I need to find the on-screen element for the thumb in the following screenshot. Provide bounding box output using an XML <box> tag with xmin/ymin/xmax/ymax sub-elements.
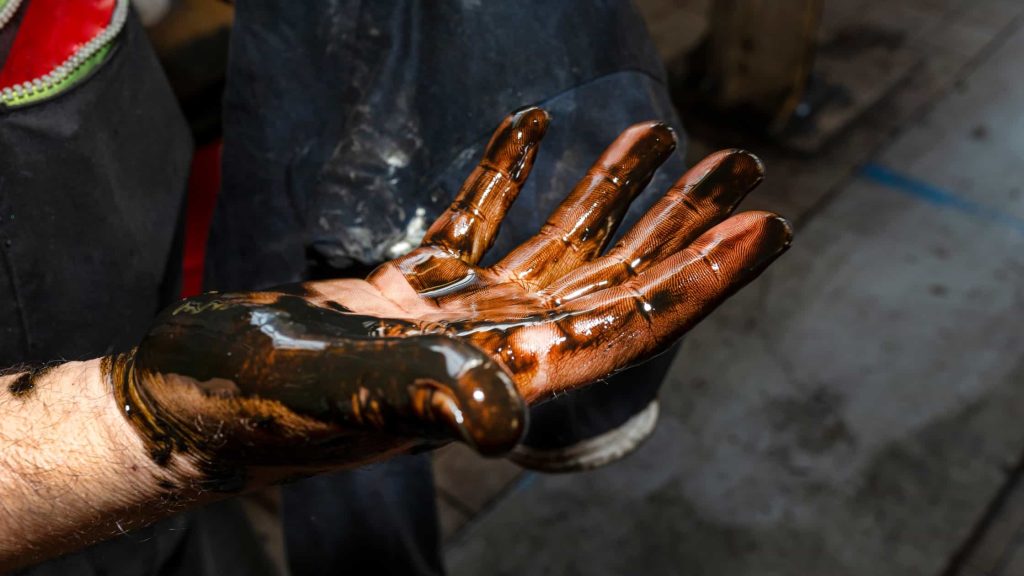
<box><xmin>132</xmin><ymin>294</ymin><xmax>528</xmax><ymax>460</ymax></box>
<box><xmin>400</xmin><ymin>336</ymin><xmax>528</xmax><ymax>456</ymax></box>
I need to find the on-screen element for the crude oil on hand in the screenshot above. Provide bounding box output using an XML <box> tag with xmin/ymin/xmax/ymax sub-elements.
<box><xmin>107</xmin><ymin>106</ymin><xmax>791</xmax><ymax>491</ymax></box>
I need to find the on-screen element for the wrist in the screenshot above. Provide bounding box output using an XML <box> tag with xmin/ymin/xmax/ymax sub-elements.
<box><xmin>0</xmin><ymin>359</ymin><xmax>197</xmax><ymax>569</ymax></box>
<box><xmin>100</xmin><ymin>354</ymin><xmax>203</xmax><ymax>489</ymax></box>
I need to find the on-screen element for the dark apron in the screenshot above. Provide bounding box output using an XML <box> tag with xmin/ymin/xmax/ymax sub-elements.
<box><xmin>0</xmin><ymin>9</ymin><xmax>276</xmax><ymax>576</ymax></box>
<box><xmin>211</xmin><ymin>2</ymin><xmax>686</xmax><ymax>575</ymax></box>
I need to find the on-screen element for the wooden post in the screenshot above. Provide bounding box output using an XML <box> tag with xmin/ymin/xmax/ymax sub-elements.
<box><xmin>706</xmin><ymin>0</ymin><xmax>823</xmax><ymax>128</ymax></box>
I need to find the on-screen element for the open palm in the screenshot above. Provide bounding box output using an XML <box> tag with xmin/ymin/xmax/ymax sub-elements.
<box><xmin>135</xmin><ymin>107</ymin><xmax>790</xmax><ymax>466</ymax></box>
<box><xmin>297</xmin><ymin>107</ymin><xmax>791</xmax><ymax>448</ymax></box>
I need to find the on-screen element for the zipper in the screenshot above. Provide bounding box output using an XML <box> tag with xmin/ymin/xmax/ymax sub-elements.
<box><xmin>0</xmin><ymin>0</ymin><xmax>128</xmax><ymax>108</ymax></box>
<box><xmin>0</xmin><ymin>0</ymin><xmax>25</xmax><ymax>31</ymax></box>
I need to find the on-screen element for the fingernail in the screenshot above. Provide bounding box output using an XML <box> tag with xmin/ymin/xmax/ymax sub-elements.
<box><xmin>753</xmin><ymin>214</ymin><xmax>794</xmax><ymax>269</ymax></box>
<box><xmin>510</xmin><ymin>105</ymin><xmax>551</xmax><ymax>133</ymax></box>
<box><xmin>600</xmin><ymin>122</ymin><xmax>678</xmax><ymax>185</ymax></box>
<box><xmin>422</xmin><ymin>364</ymin><xmax>526</xmax><ymax>456</ymax></box>
<box><xmin>629</xmin><ymin>121</ymin><xmax>678</xmax><ymax>162</ymax></box>
<box><xmin>427</xmin><ymin>387</ymin><xmax>475</xmax><ymax>445</ymax></box>
<box><xmin>690</xmin><ymin>150</ymin><xmax>765</xmax><ymax>209</ymax></box>
<box><xmin>488</xmin><ymin>107</ymin><xmax>551</xmax><ymax>183</ymax></box>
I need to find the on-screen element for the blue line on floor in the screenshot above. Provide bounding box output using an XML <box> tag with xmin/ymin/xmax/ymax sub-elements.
<box><xmin>514</xmin><ymin>472</ymin><xmax>537</xmax><ymax>492</ymax></box>
<box><xmin>860</xmin><ymin>162</ymin><xmax>1024</xmax><ymax>236</ymax></box>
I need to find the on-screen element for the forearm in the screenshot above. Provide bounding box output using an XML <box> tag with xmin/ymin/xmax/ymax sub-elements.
<box><xmin>0</xmin><ymin>313</ymin><xmax>457</xmax><ymax>572</ymax></box>
<box><xmin>0</xmin><ymin>283</ymin><xmax>518</xmax><ymax>572</ymax></box>
<box><xmin>0</xmin><ymin>359</ymin><xmax>203</xmax><ymax>572</ymax></box>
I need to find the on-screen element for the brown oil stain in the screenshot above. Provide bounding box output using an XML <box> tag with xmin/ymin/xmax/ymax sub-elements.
<box><xmin>5</xmin><ymin>365</ymin><xmax>53</xmax><ymax>398</ymax></box>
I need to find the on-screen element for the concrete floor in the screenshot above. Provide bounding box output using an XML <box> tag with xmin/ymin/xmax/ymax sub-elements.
<box><xmin>435</xmin><ymin>1</ymin><xmax>1024</xmax><ymax>575</ymax></box>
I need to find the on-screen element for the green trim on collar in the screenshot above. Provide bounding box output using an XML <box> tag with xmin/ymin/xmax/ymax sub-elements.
<box><xmin>2</xmin><ymin>43</ymin><xmax>112</xmax><ymax>107</ymax></box>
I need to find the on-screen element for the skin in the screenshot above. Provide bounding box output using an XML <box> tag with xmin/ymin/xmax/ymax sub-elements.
<box><xmin>0</xmin><ymin>106</ymin><xmax>791</xmax><ymax>570</ymax></box>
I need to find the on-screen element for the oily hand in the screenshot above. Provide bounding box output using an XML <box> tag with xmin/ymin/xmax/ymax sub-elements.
<box><xmin>114</xmin><ymin>107</ymin><xmax>791</xmax><ymax>486</ymax></box>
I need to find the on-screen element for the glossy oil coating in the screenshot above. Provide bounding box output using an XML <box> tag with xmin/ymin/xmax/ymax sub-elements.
<box><xmin>110</xmin><ymin>107</ymin><xmax>792</xmax><ymax>488</ymax></box>
<box><xmin>108</xmin><ymin>293</ymin><xmax>525</xmax><ymax>488</ymax></box>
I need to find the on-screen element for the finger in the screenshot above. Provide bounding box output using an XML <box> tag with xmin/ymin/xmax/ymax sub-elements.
<box><xmin>544</xmin><ymin>149</ymin><xmax>764</xmax><ymax>304</ymax></box>
<box><xmin>366</xmin><ymin>245</ymin><xmax>481</xmax><ymax>302</ymax></box>
<box><xmin>421</xmin><ymin>106</ymin><xmax>550</xmax><ymax>264</ymax></box>
<box><xmin>555</xmin><ymin>211</ymin><xmax>791</xmax><ymax>390</ymax></box>
<box><xmin>468</xmin><ymin>212</ymin><xmax>791</xmax><ymax>401</ymax></box>
<box><xmin>493</xmin><ymin>121</ymin><xmax>677</xmax><ymax>288</ymax></box>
